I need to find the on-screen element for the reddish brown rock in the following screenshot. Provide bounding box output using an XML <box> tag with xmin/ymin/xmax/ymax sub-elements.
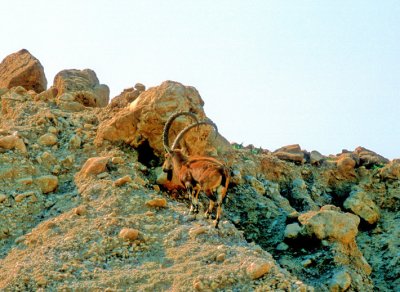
<box><xmin>78</xmin><ymin>157</ymin><xmax>109</xmax><ymax>177</ymax></box>
<box><xmin>0</xmin><ymin>49</ymin><xmax>47</xmax><ymax>92</ymax></box>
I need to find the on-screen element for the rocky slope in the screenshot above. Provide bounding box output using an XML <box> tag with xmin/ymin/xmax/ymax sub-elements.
<box><xmin>0</xmin><ymin>50</ymin><xmax>399</xmax><ymax>291</ymax></box>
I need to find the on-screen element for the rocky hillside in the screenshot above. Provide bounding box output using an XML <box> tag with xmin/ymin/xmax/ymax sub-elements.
<box><xmin>0</xmin><ymin>49</ymin><xmax>399</xmax><ymax>291</ymax></box>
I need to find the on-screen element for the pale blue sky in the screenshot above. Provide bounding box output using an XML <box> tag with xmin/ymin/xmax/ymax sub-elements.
<box><xmin>1</xmin><ymin>1</ymin><xmax>399</xmax><ymax>159</ymax></box>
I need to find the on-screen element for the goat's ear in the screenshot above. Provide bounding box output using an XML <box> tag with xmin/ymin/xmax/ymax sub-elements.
<box><xmin>167</xmin><ymin>169</ymin><xmax>173</xmax><ymax>181</ymax></box>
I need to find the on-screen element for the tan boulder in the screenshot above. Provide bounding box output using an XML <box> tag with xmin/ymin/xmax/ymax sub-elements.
<box><xmin>298</xmin><ymin>205</ymin><xmax>360</xmax><ymax>244</ymax></box>
<box><xmin>0</xmin><ymin>49</ymin><xmax>47</xmax><ymax>92</ymax></box>
<box><xmin>379</xmin><ymin>159</ymin><xmax>400</xmax><ymax>180</ymax></box>
<box><xmin>354</xmin><ymin>146</ymin><xmax>389</xmax><ymax>167</ymax></box>
<box><xmin>53</xmin><ymin>69</ymin><xmax>109</xmax><ymax>107</ymax></box>
<box><xmin>273</xmin><ymin>144</ymin><xmax>305</xmax><ymax>164</ymax></box>
<box><xmin>97</xmin><ymin>80</ymin><xmax>230</xmax><ymax>156</ymax></box>
<box><xmin>0</xmin><ymin>134</ymin><xmax>27</xmax><ymax>154</ymax></box>
<box><xmin>343</xmin><ymin>189</ymin><xmax>380</xmax><ymax>224</ymax></box>
<box><xmin>336</xmin><ymin>154</ymin><xmax>356</xmax><ymax>178</ymax></box>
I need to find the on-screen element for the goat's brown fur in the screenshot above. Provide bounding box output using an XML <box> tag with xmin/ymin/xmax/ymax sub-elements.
<box><xmin>162</xmin><ymin>115</ymin><xmax>230</xmax><ymax>228</ymax></box>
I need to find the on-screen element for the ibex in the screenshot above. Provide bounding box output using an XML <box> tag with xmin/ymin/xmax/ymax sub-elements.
<box><xmin>162</xmin><ymin>112</ymin><xmax>230</xmax><ymax>228</ymax></box>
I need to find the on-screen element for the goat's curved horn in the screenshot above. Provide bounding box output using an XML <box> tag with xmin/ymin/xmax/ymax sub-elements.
<box><xmin>171</xmin><ymin>119</ymin><xmax>218</xmax><ymax>150</ymax></box>
<box><xmin>163</xmin><ymin>111</ymin><xmax>199</xmax><ymax>152</ymax></box>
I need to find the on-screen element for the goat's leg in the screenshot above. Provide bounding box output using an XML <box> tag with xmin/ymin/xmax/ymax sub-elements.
<box><xmin>185</xmin><ymin>184</ymin><xmax>196</xmax><ymax>214</ymax></box>
<box><xmin>192</xmin><ymin>184</ymin><xmax>201</xmax><ymax>214</ymax></box>
<box><xmin>213</xmin><ymin>186</ymin><xmax>225</xmax><ymax>229</ymax></box>
<box><xmin>204</xmin><ymin>199</ymin><xmax>215</xmax><ymax>219</ymax></box>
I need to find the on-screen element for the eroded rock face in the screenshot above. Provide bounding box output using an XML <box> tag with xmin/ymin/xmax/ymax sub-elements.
<box><xmin>0</xmin><ymin>49</ymin><xmax>47</xmax><ymax>93</ymax></box>
<box><xmin>97</xmin><ymin>80</ymin><xmax>230</xmax><ymax>156</ymax></box>
<box><xmin>54</xmin><ymin>69</ymin><xmax>109</xmax><ymax>108</ymax></box>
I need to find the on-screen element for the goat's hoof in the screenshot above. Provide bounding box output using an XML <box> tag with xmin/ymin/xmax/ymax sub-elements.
<box><xmin>213</xmin><ymin>220</ymin><xmax>220</xmax><ymax>229</ymax></box>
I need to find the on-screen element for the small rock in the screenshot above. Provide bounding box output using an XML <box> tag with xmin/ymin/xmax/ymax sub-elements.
<box><xmin>48</xmin><ymin>126</ymin><xmax>58</xmax><ymax>134</ymax></box>
<box><xmin>58</xmin><ymin>101</ymin><xmax>86</xmax><ymax>112</ymax></box>
<box><xmin>145</xmin><ymin>198</ymin><xmax>167</xmax><ymax>208</ymax></box>
<box><xmin>329</xmin><ymin>270</ymin><xmax>352</xmax><ymax>292</ymax></box>
<box><xmin>75</xmin><ymin>205</ymin><xmax>87</xmax><ymax>216</ymax></box>
<box><xmin>97</xmin><ymin>172</ymin><xmax>109</xmax><ymax>179</ymax></box>
<box><xmin>276</xmin><ymin>242</ymin><xmax>289</xmax><ymax>251</ymax></box>
<box><xmin>35</xmin><ymin>175</ymin><xmax>58</xmax><ymax>194</ymax></box>
<box><xmin>134</xmin><ymin>83</ymin><xmax>146</xmax><ymax>91</ymax></box>
<box><xmin>111</xmin><ymin>157</ymin><xmax>124</xmax><ymax>164</ymax></box>
<box><xmin>119</xmin><ymin>228</ymin><xmax>139</xmax><ymax>241</ymax></box>
<box><xmin>284</xmin><ymin>223</ymin><xmax>302</xmax><ymax>239</ymax></box>
<box><xmin>310</xmin><ymin>150</ymin><xmax>325</xmax><ymax>165</ymax></box>
<box><xmin>189</xmin><ymin>226</ymin><xmax>208</xmax><ymax>238</ymax></box>
<box><xmin>301</xmin><ymin>259</ymin><xmax>313</xmax><ymax>267</ymax></box>
<box><xmin>79</xmin><ymin>157</ymin><xmax>109</xmax><ymax>177</ymax></box>
<box><xmin>113</xmin><ymin>175</ymin><xmax>132</xmax><ymax>187</ymax></box>
<box><xmin>38</xmin><ymin>133</ymin><xmax>58</xmax><ymax>146</ymax></box>
<box><xmin>216</xmin><ymin>253</ymin><xmax>226</xmax><ymax>262</ymax></box>
<box><xmin>0</xmin><ymin>194</ymin><xmax>7</xmax><ymax>203</ymax></box>
<box><xmin>69</xmin><ymin>134</ymin><xmax>81</xmax><ymax>149</ymax></box>
<box><xmin>246</xmin><ymin>261</ymin><xmax>273</xmax><ymax>280</ymax></box>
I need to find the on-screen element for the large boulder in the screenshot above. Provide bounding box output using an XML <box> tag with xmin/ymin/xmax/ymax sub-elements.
<box><xmin>0</xmin><ymin>49</ymin><xmax>47</xmax><ymax>93</ymax></box>
<box><xmin>96</xmin><ymin>80</ymin><xmax>230</xmax><ymax>156</ymax></box>
<box><xmin>273</xmin><ymin>144</ymin><xmax>305</xmax><ymax>164</ymax></box>
<box><xmin>354</xmin><ymin>146</ymin><xmax>389</xmax><ymax>167</ymax></box>
<box><xmin>53</xmin><ymin>69</ymin><xmax>109</xmax><ymax>108</ymax></box>
<box><xmin>343</xmin><ymin>188</ymin><xmax>380</xmax><ymax>225</ymax></box>
<box><xmin>298</xmin><ymin>205</ymin><xmax>360</xmax><ymax>244</ymax></box>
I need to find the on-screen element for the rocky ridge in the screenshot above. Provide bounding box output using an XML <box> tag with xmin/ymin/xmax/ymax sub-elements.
<box><xmin>0</xmin><ymin>50</ymin><xmax>399</xmax><ymax>291</ymax></box>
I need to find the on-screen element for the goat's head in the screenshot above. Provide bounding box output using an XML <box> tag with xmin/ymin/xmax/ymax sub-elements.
<box><xmin>162</xmin><ymin>111</ymin><xmax>199</xmax><ymax>180</ymax></box>
<box><xmin>162</xmin><ymin>119</ymin><xmax>218</xmax><ymax>177</ymax></box>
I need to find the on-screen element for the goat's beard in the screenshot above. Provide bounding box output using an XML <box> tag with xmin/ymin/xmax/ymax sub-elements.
<box><xmin>166</xmin><ymin>169</ymin><xmax>173</xmax><ymax>181</ymax></box>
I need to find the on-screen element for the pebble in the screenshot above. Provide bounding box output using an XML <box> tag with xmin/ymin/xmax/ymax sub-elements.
<box><xmin>69</xmin><ymin>134</ymin><xmax>81</xmax><ymax>149</ymax></box>
<box><xmin>38</xmin><ymin>133</ymin><xmax>58</xmax><ymax>146</ymax></box>
<box><xmin>35</xmin><ymin>175</ymin><xmax>59</xmax><ymax>194</ymax></box>
<box><xmin>284</xmin><ymin>223</ymin><xmax>302</xmax><ymax>239</ymax></box>
<box><xmin>216</xmin><ymin>253</ymin><xmax>226</xmax><ymax>262</ymax></box>
<box><xmin>0</xmin><ymin>194</ymin><xmax>7</xmax><ymax>203</ymax></box>
<box><xmin>111</xmin><ymin>157</ymin><xmax>124</xmax><ymax>164</ymax></box>
<box><xmin>189</xmin><ymin>226</ymin><xmax>208</xmax><ymax>238</ymax></box>
<box><xmin>301</xmin><ymin>259</ymin><xmax>313</xmax><ymax>267</ymax></box>
<box><xmin>276</xmin><ymin>242</ymin><xmax>289</xmax><ymax>251</ymax></box>
<box><xmin>75</xmin><ymin>205</ymin><xmax>87</xmax><ymax>216</ymax></box>
<box><xmin>145</xmin><ymin>198</ymin><xmax>167</xmax><ymax>208</ymax></box>
<box><xmin>119</xmin><ymin>228</ymin><xmax>139</xmax><ymax>241</ymax></box>
<box><xmin>246</xmin><ymin>261</ymin><xmax>273</xmax><ymax>280</ymax></box>
<box><xmin>113</xmin><ymin>175</ymin><xmax>132</xmax><ymax>187</ymax></box>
